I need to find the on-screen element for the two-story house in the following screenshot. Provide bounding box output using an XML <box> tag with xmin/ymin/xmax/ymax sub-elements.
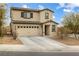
<box><xmin>10</xmin><ymin>7</ymin><xmax>58</xmax><ymax>38</ymax></box>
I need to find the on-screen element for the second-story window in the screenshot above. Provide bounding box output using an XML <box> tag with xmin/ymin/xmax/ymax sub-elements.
<box><xmin>21</xmin><ymin>12</ymin><xmax>33</xmax><ymax>19</ymax></box>
<box><xmin>45</xmin><ymin>12</ymin><xmax>49</xmax><ymax>19</ymax></box>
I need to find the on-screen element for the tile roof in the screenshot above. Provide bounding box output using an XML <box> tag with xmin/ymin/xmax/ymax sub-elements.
<box><xmin>11</xmin><ymin>20</ymin><xmax>58</xmax><ymax>24</ymax></box>
<box><xmin>11</xmin><ymin>20</ymin><xmax>41</xmax><ymax>24</ymax></box>
<box><xmin>11</xmin><ymin>7</ymin><xmax>54</xmax><ymax>12</ymax></box>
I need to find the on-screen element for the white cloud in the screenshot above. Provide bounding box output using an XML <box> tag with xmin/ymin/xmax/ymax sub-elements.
<box><xmin>22</xmin><ymin>4</ymin><xmax>29</xmax><ymax>8</ymax></box>
<box><xmin>58</xmin><ymin>3</ymin><xmax>79</xmax><ymax>9</ymax></box>
<box><xmin>58</xmin><ymin>3</ymin><xmax>72</xmax><ymax>9</ymax></box>
<box><xmin>38</xmin><ymin>5</ymin><xmax>44</xmax><ymax>10</ymax></box>
<box><xmin>58</xmin><ymin>3</ymin><xmax>66</xmax><ymax>8</ymax></box>
<box><xmin>59</xmin><ymin>3</ymin><xmax>65</xmax><ymax>7</ymax></box>
<box><xmin>57</xmin><ymin>3</ymin><xmax>77</xmax><ymax>12</ymax></box>
<box><xmin>73</xmin><ymin>3</ymin><xmax>79</xmax><ymax>7</ymax></box>
<box><xmin>53</xmin><ymin>16</ymin><xmax>55</xmax><ymax>19</ymax></box>
<box><xmin>57</xmin><ymin>3</ymin><xmax>65</xmax><ymax>9</ymax></box>
<box><xmin>63</xmin><ymin>9</ymin><xmax>72</xmax><ymax>12</ymax></box>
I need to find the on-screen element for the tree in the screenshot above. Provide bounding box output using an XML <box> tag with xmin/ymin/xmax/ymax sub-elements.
<box><xmin>62</xmin><ymin>13</ymin><xmax>79</xmax><ymax>39</ymax></box>
<box><xmin>0</xmin><ymin>4</ymin><xmax>6</xmax><ymax>37</ymax></box>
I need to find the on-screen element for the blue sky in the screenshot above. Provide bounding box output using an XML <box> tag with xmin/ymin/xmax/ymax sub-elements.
<box><xmin>6</xmin><ymin>3</ymin><xmax>79</xmax><ymax>25</ymax></box>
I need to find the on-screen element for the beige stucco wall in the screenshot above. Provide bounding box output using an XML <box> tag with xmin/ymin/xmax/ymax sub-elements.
<box><xmin>49</xmin><ymin>23</ymin><xmax>57</xmax><ymax>37</ymax></box>
<box><xmin>11</xmin><ymin>10</ymin><xmax>40</xmax><ymax>22</ymax></box>
<box><xmin>40</xmin><ymin>10</ymin><xmax>53</xmax><ymax>23</ymax></box>
<box><xmin>11</xmin><ymin>10</ymin><xmax>53</xmax><ymax>22</ymax></box>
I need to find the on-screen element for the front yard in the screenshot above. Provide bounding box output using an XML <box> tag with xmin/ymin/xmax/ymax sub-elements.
<box><xmin>1</xmin><ymin>34</ymin><xmax>79</xmax><ymax>45</ymax></box>
<box><xmin>50</xmin><ymin>35</ymin><xmax>79</xmax><ymax>45</ymax></box>
<box><xmin>0</xmin><ymin>36</ymin><xmax>22</xmax><ymax>44</ymax></box>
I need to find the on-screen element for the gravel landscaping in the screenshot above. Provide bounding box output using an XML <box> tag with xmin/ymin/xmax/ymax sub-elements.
<box><xmin>0</xmin><ymin>36</ymin><xmax>22</xmax><ymax>44</ymax></box>
<box><xmin>50</xmin><ymin>35</ymin><xmax>79</xmax><ymax>45</ymax></box>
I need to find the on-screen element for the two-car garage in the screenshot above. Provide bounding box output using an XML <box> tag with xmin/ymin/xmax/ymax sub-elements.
<box><xmin>15</xmin><ymin>24</ymin><xmax>42</xmax><ymax>36</ymax></box>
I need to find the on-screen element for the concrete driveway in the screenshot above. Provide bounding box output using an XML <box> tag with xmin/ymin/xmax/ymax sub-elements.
<box><xmin>0</xmin><ymin>36</ymin><xmax>79</xmax><ymax>52</ymax></box>
<box><xmin>18</xmin><ymin>36</ymin><xmax>68</xmax><ymax>51</ymax></box>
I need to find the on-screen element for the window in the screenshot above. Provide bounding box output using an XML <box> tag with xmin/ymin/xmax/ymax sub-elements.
<box><xmin>52</xmin><ymin>25</ymin><xmax>55</xmax><ymax>32</ymax></box>
<box><xmin>21</xmin><ymin>12</ymin><xmax>33</xmax><ymax>19</ymax></box>
<box><xmin>32</xmin><ymin>26</ymin><xmax>33</xmax><ymax>28</ymax></box>
<box><xmin>29</xmin><ymin>26</ymin><xmax>31</xmax><ymax>28</ymax></box>
<box><xmin>45</xmin><ymin>12</ymin><xmax>49</xmax><ymax>19</ymax></box>
<box><xmin>37</xmin><ymin>26</ymin><xmax>39</xmax><ymax>28</ymax></box>
<box><xmin>34</xmin><ymin>26</ymin><xmax>36</xmax><ymax>28</ymax></box>
<box><xmin>21</xmin><ymin>12</ymin><xmax>24</xmax><ymax>17</ymax></box>
<box><xmin>21</xmin><ymin>26</ymin><xmax>22</xmax><ymax>28</ymax></box>
<box><xmin>18</xmin><ymin>26</ymin><xmax>20</xmax><ymax>28</ymax></box>
<box><xmin>26</xmin><ymin>26</ymin><xmax>28</xmax><ymax>28</ymax></box>
<box><xmin>30</xmin><ymin>13</ymin><xmax>33</xmax><ymax>18</ymax></box>
<box><xmin>26</xmin><ymin>13</ymin><xmax>30</xmax><ymax>18</ymax></box>
<box><xmin>24</xmin><ymin>26</ymin><xmax>25</xmax><ymax>28</ymax></box>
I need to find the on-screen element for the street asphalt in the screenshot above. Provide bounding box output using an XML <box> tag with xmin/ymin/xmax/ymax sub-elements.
<box><xmin>0</xmin><ymin>51</ymin><xmax>79</xmax><ymax>56</ymax></box>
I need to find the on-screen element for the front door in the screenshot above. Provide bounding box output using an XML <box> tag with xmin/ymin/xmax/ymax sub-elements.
<box><xmin>45</xmin><ymin>25</ymin><xmax>49</xmax><ymax>35</ymax></box>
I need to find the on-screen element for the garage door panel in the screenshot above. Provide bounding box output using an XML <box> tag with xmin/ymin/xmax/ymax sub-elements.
<box><xmin>16</xmin><ymin>28</ymin><xmax>40</xmax><ymax>36</ymax></box>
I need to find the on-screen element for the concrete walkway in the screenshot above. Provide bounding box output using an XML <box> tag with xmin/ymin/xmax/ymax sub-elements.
<box><xmin>0</xmin><ymin>36</ymin><xmax>79</xmax><ymax>52</ymax></box>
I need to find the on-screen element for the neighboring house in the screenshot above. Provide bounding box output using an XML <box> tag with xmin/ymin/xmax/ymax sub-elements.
<box><xmin>10</xmin><ymin>7</ymin><xmax>58</xmax><ymax>38</ymax></box>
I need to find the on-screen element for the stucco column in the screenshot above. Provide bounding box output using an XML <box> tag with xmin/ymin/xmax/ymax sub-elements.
<box><xmin>49</xmin><ymin>23</ymin><xmax>52</xmax><ymax>37</ymax></box>
<box><xmin>42</xmin><ymin>24</ymin><xmax>45</xmax><ymax>36</ymax></box>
